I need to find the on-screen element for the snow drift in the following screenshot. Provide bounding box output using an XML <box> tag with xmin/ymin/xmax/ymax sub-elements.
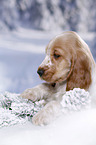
<box><xmin>0</xmin><ymin>88</ymin><xmax>96</xmax><ymax>145</ymax></box>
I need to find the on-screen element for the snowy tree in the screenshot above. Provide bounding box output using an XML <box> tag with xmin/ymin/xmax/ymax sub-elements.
<box><xmin>0</xmin><ymin>0</ymin><xmax>96</xmax><ymax>32</ymax></box>
<box><xmin>59</xmin><ymin>0</ymin><xmax>79</xmax><ymax>31</ymax></box>
<box><xmin>0</xmin><ymin>0</ymin><xmax>19</xmax><ymax>31</ymax></box>
<box><xmin>76</xmin><ymin>0</ymin><xmax>96</xmax><ymax>32</ymax></box>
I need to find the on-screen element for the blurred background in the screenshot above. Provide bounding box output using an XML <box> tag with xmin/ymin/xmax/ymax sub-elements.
<box><xmin>0</xmin><ymin>0</ymin><xmax>96</xmax><ymax>93</ymax></box>
<box><xmin>0</xmin><ymin>0</ymin><xmax>96</xmax><ymax>32</ymax></box>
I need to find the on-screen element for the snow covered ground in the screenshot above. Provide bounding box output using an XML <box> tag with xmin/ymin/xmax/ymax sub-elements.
<box><xmin>0</xmin><ymin>28</ymin><xmax>96</xmax><ymax>145</ymax></box>
<box><xmin>0</xmin><ymin>108</ymin><xmax>96</xmax><ymax>145</ymax></box>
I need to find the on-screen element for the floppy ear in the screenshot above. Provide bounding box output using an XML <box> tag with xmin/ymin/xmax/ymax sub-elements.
<box><xmin>66</xmin><ymin>49</ymin><xmax>92</xmax><ymax>91</ymax></box>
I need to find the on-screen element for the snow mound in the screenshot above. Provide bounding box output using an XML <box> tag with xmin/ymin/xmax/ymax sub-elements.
<box><xmin>0</xmin><ymin>88</ymin><xmax>91</xmax><ymax>128</ymax></box>
<box><xmin>61</xmin><ymin>88</ymin><xmax>91</xmax><ymax>112</ymax></box>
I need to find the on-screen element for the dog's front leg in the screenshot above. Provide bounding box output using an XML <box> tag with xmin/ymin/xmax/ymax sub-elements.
<box><xmin>20</xmin><ymin>83</ymin><xmax>52</xmax><ymax>102</ymax></box>
<box><xmin>32</xmin><ymin>100</ymin><xmax>61</xmax><ymax>125</ymax></box>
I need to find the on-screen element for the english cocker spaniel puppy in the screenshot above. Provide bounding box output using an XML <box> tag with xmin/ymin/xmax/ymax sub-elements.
<box><xmin>21</xmin><ymin>31</ymin><xmax>96</xmax><ymax>125</ymax></box>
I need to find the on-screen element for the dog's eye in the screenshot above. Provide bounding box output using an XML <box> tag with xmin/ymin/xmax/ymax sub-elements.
<box><xmin>54</xmin><ymin>54</ymin><xmax>60</xmax><ymax>59</ymax></box>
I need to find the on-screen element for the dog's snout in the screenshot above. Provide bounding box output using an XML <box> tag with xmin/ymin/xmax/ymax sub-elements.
<box><xmin>37</xmin><ymin>69</ymin><xmax>44</xmax><ymax>77</ymax></box>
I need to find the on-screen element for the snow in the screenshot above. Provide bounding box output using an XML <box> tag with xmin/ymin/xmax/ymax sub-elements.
<box><xmin>0</xmin><ymin>28</ymin><xmax>96</xmax><ymax>145</ymax></box>
<box><xmin>0</xmin><ymin>108</ymin><xmax>96</xmax><ymax>145</ymax></box>
<box><xmin>0</xmin><ymin>91</ymin><xmax>46</xmax><ymax>128</ymax></box>
<box><xmin>0</xmin><ymin>88</ymin><xmax>91</xmax><ymax>128</ymax></box>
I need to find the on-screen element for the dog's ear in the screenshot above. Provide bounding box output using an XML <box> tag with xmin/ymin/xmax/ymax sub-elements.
<box><xmin>66</xmin><ymin>49</ymin><xmax>92</xmax><ymax>91</ymax></box>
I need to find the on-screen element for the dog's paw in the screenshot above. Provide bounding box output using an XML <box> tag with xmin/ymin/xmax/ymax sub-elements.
<box><xmin>20</xmin><ymin>88</ymin><xmax>38</xmax><ymax>102</ymax></box>
<box><xmin>32</xmin><ymin>101</ymin><xmax>61</xmax><ymax>125</ymax></box>
<box><xmin>32</xmin><ymin>109</ymin><xmax>50</xmax><ymax>125</ymax></box>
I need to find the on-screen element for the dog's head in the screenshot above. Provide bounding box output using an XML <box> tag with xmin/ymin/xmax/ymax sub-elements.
<box><xmin>37</xmin><ymin>31</ymin><xmax>93</xmax><ymax>90</ymax></box>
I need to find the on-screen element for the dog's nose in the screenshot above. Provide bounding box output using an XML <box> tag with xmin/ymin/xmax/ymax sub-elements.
<box><xmin>37</xmin><ymin>69</ymin><xmax>44</xmax><ymax>77</ymax></box>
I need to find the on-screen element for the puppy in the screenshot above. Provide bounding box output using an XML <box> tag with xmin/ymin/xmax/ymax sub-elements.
<box><xmin>21</xmin><ymin>31</ymin><xmax>96</xmax><ymax>125</ymax></box>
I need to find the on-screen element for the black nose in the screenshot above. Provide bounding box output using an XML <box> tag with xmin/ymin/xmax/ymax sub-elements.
<box><xmin>37</xmin><ymin>69</ymin><xmax>44</xmax><ymax>77</ymax></box>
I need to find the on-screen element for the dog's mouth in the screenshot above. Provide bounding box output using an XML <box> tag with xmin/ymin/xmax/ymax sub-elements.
<box><xmin>37</xmin><ymin>66</ymin><xmax>70</xmax><ymax>84</ymax></box>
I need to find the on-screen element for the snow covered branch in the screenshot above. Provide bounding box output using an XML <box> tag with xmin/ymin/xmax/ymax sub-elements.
<box><xmin>0</xmin><ymin>88</ymin><xmax>91</xmax><ymax>128</ymax></box>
